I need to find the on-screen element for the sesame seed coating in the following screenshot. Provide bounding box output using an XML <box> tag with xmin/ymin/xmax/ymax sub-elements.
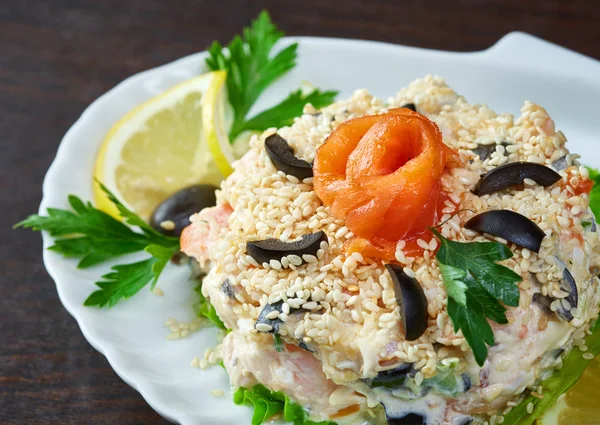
<box><xmin>183</xmin><ymin>75</ymin><xmax>600</xmax><ymax>421</ymax></box>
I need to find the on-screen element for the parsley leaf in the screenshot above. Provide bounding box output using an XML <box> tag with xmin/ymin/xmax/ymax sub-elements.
<box><xmin>15</xmin><ymin>195</ymin><xmax>151</xmax><ymax>268</ymax></box>
<box><xmin>273</xmin><ymin>333</ymin><xmax>284</xmax><ymax>352</ymax></box>
<box><xmin>233</xmin><ymin>384</ymin><xmax>336</xmax><ymax>425</ymax></box>
<box><xmin>206</xmin><ymin>10</ymin><xmax>297</xmax><ymax>139</ymax></box>
<box><xmin>240</xmin><ymin>88</ymin><xmax>339</xmax><ymax>134</ymax></box>
<box><xmin>434</xmin><ymin>229</ymin><xmax>521</xmax><ymax>307</ymax></box>
<box><xmin>15</xmin><ymin>184</ymin><xmax>179</xmax><ymax>269</ymax></box>
<box><xmin>98</xmin><ymin>181</ymin><xmax>168</xmax><ymax>239</ymax></box>
<box><xmin>84</xmin><ymin>257</ymin><xmax>158</xmax><ymax>307</ymax></box>
<box><xmin>15</xmin><ymin>185</ymin><xmax>181</xmax><ymax>307</ymax></box>
<box><xmin>194</xmin><ymin>280</ymin><xmax>227</xmax><ymax>330</ymax></box>
<box><xmin>438</xmin><ymin>263</ymin><xmax>468</xmax><ymax>306</ymax></box>
<box><xmin>206</xmin><ymin>11</ymin><xmax>337</xmax><ymax>140</ymax></box>
<box><xmin>447</xmin><ymin>297</ymin><xmax>496</xmax><ymax>366</ymax></box>
<box><xmin>432</xmin><ymin>229</ymin><xmax>521</xmax><ymax>366</ymax></box>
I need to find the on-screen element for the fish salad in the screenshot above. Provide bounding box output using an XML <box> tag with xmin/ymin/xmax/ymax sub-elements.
<box><xmin>181</xmin><ymin>76</ymin><xmax>600</xmax><ymax>425</ymax></box>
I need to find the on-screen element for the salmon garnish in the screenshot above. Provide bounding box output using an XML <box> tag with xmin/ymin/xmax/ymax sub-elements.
<box><xmin>313</xmin><ymin>108</ymin><xmax>459</xmax><ymax>260</ymax></box>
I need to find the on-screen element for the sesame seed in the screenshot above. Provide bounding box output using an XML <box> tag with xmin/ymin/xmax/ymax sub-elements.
<box><xmin>530</xmin><ymin>391</ymin><xmax>543</xmax><ymax>399</ymax></box>
<box><xmin>269</xmin><ymin>260</ymin><xmax>282</xmax><ymax>270</ymax></box>
<box><xmin>287</xmin><ymin>298</ymin><xmax>304</xmax><ymax>309</ymax></box>
<box><xmin>415</xmin><ymin>371</ymin><xmax>424</xmax><ymax>386</ymax></box>
<box><xmin>303</xmin><ymin>301</ymin><xmax>318</xmax><ymax>310</ymax></box>
<box><xmin>266</xmin><ymin>310</ymin><xmax>280</xmax><ymax>320</ymax></box>
<box><xmin>177</xmin><ymin>79</ymin><xmax>600</xmax><ymax>405</ymax></box>
<box><xmin>210</xmin><ymin>389</ymin><xmax>225</xmax><ymax>397</ymax></box>
<box><xmin>583</xmin><ymin>353</ymin><xmax>595</xmax><ymax>360</ymax></box>
<box><xmin>526</xmin><ymin>402</ymin><xmax>534</xmax><ymax>414</ymax></box>
<box><xmin>255</xmin><ymin>323</ymin><xmax>273</xmax><ymax>332</ymax></box>
<box><xmin>351</xmin><ymin>252</ymin><xmax>364</xmax><ymax>262</ymax></box>
<box><xmin>159</xmin><ymin>220</ymin><xmax>175</xmax><ymax>231</ymax></box>
<box><xmin>417</xmin><ymin>238</ymin><xmax>429</xmax><ymax>250</ymax></box>
<box><xmin>302</xmin><ymin>254</ymin><xmax>317</xmax><ymax>263</ymax></box>
<box><xmin>334</xmin><ymin>227</ymin><xmax>349</xmax><ymax>239</ymax></box>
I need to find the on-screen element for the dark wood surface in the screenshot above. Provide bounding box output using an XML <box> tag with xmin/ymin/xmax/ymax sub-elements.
<box><xmin>2</xmin><ymin>0</ymin><xmax>599</xmax><ymax>423</ymax></box>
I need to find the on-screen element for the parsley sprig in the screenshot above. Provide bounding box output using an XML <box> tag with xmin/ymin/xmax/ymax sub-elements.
<box><xmin>15</xmin><ymin>184</ymin><xmax>180</xmax><ymax>307</ymax></box>
<box><xmin>432</xmin><ymin>229</ymin><xmax>521</xmax><ymax>366</ymax></box>
<box><xmin>206</xmin><ymin>11</ymin><xmax>338</xmax><ymax>139</ymax></box>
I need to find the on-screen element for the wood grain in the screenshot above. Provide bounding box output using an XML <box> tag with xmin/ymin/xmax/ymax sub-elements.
<box><xmin>2</xmin><ymin>0</ymin><xmax>599</xmax><ymax>423</ymax></box>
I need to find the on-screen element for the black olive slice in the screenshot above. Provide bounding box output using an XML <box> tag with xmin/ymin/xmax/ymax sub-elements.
<box><xmin>532</xmin><ymin>293</ymin><xmax>554</xmax><ymax>316</ymax></box>
<box><xmin>255</xmin><ymin>301</ymin><xmax>301</xmax><ymax>333</ymax></box>
<box><xmin>386</xmin><ymin>413</ymin><xmax>425</xmax><ymax>425</ymax></box>
<box><xmin>548</xmin><ymin>263</ymin><xmax>578</xmax><ymax>322</ymax></box>
<box><xmin>401</xmin><ymin>103</ymin><xmax>417</xmax><ymax>112</ymax></box>
<box><xmin>265</xmin><ymin>134</ymin><xmax>313</xmax><ymax>179</ymax></box>
<box><xmin>255</xmin><ymin>301</ymin><xmax>284</xmax><ymax>333</ymax></box>
<box><xmin>298</xmin><ymin>340</ymin><xmax>314</xmax><ymax>352</ymax></box>
<box><xmin>368</xmin><ymin>363</ymin><xmax>414</xmax><ymax>388</ymax></box>
<box><xmin>561</xmin><ymin>267</ymin><xmax>578</xmax><ymax>309</ymax></box>
<box><xmin>473</xmin><ymin>162</ymin><xmax>561</xmax><ymax>196</ymax></box>
<box><xmin>471</xmin><ymin>141</ymin><xmax>510</xmax><ymax>162</ymax></box>
<box><xmin>150</xmin><ymin>184</ymin><xmax>218</xmax><ymax>236</ymax></box>
<box><xmin>551</xmin><ymin>155</ymin><xmax>569</xmax><ymax>171</ymax></box>
<box><xmin>247</xmin><ymin>231</ymin><xmax>327</xmax><ymax>266</ymax></box>
<box><xmin>461</xmin><ymin>373</ymin><xmax>472</xmax><ymax>392</ymax></box>
<box><xmin>385</xmin><ymin>265</ymin><xmax>429</xmax><ymax>341</ymax></box>
<box><xmin>533</xmin><ymin>292</ymin><xmax>575</xmax><ymax>322</ymax></box>
<box><xmin>561</xmin><ymin>267</ymin><xmax>579</xmax><ymax>307</ymax></box>
<box><xmin>559</xmin><ymin>305</ymin><xmax>574</xmax><ymax>322</ymax></box>
<box><xmin>464</xmin><ymin>210</ymin><xmax>545</xmax><ymax>253</ymax></box>
<box><xmin>221</xmin><ymin>279</ymin><xmax>235</xmax><ymax>299</ymax></box>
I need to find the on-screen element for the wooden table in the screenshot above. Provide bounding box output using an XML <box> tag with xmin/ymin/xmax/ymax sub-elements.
<box><xmin>2</xmin><ymin>0</ymin><xmax>599</xmax><ymax>423</ymax></box>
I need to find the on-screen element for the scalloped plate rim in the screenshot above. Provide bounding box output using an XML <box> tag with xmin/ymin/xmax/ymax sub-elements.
<box><xmin>39</xmin><ymin>32</ymin><xmax>600</xmax><ymax>425</ymax></box>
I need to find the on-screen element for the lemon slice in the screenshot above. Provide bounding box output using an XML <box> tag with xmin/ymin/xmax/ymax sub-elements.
<box><xmin>202</xmin><ymin>70</ymin><xmax>235</xmax><ymax>177</ymax></box>
<box><xmin>539</xmin><ymin>355</ymin><xmax>600</xmax><ymax>425</ymax></box>
<box><xmin>94</xmin><ymin>71</ymin><xmax>236</xmax><ymax>220</ymax></box>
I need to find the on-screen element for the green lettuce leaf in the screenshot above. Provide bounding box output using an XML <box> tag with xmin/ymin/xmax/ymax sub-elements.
<box><xmin>587</xmin><ymin>166</ymin><xmax>600</xmax><ymax>219</ymax></box>
<box><xmin>502</xmin><ymin>317</ymin><xmax>600</xmax><ymax>425</ymax></box>
<box><xmin>233</xmin><ymin>384</ymin><xmax>336</xmax><ymax>425</ymax></box>
<box><xmin>422</xmin><ymin>361</ymin><xmax>465</xmax><ymax>397</ymax></box>
<box><xmin>193</xmin><ymin>280</ymin><xmax>227</xmax><ymax>330</ymax></box>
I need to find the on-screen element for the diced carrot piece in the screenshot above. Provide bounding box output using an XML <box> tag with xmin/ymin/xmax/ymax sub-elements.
<box><xmin>331</xmin><ymin>404</ymin><xmax>361</xmax><ymax>418</ymax></box>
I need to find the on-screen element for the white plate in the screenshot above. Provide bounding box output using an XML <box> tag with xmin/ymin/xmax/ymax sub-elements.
<box><xmin>40</xmin><ymin>33</ymin><xmax>600</xmax><ymax>425</ymax></box>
